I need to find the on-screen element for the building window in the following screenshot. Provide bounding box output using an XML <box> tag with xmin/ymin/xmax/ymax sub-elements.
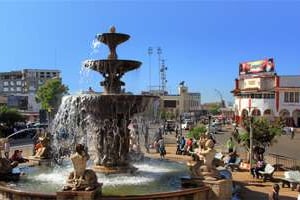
<box><xmin>16</xmin><ymin>87</ymin><xmax>21</xmax><ymax>92</ymax></box>
<box><xmin>10</xmin><ymin>81</ymin><xmax>14</xmax><ymax>86</ymax></box>
<box><xmin>3</xmin><ymin>88</ymin><xmax>9</xmax><ymax>92</ymax></box>
<box><xmin>3</xmin><ymin>81</ymin><xmax>9</xmax><ymax>86</ymax></box>
<box><xmin>284</xmin><ymin>92</ymin><xmax>300</xmax><ymax>103</ymax></box>
<box><xmin>10</xmin><ymin>87</ymin><xmax>15</xmax><ymax>91</ymax></box>
<box><xmin>295</xmin><ymin>92</ymin><xmax>300</xmax><ymax>103</ymax></box>
<box><xmin>16</xmin><ymin>81</ymin><xmax>22</xmax><ymax>86</ymax></box>
<box><xmin>284</xmin><ymin>92</ymin><xmax>289</xmax><ymax>102</ymax></box>
<box><xmin>290</xmin><ymin>92</ymin><xmax>294</xmax><ymax>102</ymax></box>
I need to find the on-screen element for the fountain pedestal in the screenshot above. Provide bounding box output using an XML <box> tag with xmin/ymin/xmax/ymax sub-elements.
<box><xmin>93</xmin><ymin>164</ymin><xmax>137</xmax><ymax>174</ymax></box>
<box><xmin>57</xmin><ymin>184</ymin><xmax>102</xmax><ymax>200</ymax></box>
<box><xmin>27</xmin><ymin>157</ymin><xmax>52</xmax><ymax>166</ymax></box>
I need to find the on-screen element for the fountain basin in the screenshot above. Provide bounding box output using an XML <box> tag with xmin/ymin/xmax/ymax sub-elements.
<box><xmin>0</xmin><ymin>159</ymin><xmax>211</xmax><ymax>200</ymax></box>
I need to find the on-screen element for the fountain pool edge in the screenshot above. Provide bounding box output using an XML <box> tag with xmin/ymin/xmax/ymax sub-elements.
<box><xmin>0</xmin><ymin>184</ymin><xmax>210</xmax><ymax>200</ymax></box>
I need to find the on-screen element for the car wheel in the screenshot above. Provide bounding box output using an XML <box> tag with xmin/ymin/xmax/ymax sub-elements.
<box><xmin>282</xmin><ymin>131</ymin><xmax>286</xmax><ymax>135</ymax></box>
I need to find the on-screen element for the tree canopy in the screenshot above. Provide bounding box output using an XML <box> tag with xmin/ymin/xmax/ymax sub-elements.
<box><xmin>238</xmin><ymin>116</ymin><xmax>283</xmax><ymax>150</ymax></box>
<box><xmin>35</xmin><ymin>78</ymin><xmax>69</xmax><ymax>113</ymax></box>
<box><xmin>0</xmin><ymin>106</ymin><xmax>25</xmax><ymax>127</ymax></box>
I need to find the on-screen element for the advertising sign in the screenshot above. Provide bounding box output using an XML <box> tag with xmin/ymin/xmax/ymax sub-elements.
<box><xmin>244</xmin><ymin>78</ymin><xmax>261</xmax><ymax>89</ymax></box>
<box><xmin>239</xmin><ymin>58</ymin><xmax>274</xmax><ymax>75</ymax></box>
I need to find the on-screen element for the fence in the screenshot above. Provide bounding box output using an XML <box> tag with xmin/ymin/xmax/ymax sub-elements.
<box><xmin>265</xmin><ymin>153</ymin><xmax>300</xmax><ymax>170</ymax></box>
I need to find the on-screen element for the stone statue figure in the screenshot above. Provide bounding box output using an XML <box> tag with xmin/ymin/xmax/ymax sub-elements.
<box><xmin>187</xmin><ymin>139</ymin><xmax>219</xmax><ymax>181</ymax></box>
<box><xmin>34</xmin><ymin>136</ymin><xmax>51</xmax><ymax>159</ymax></box>
<box><xmin>0</xmin><ymin>138</ymin><xmax>19</xmax><ymax>181</ymax></box>
<box><xmin>63</xmin><ymin>144</ymin><xmax>100</xmax><ymax>191</ymax></box>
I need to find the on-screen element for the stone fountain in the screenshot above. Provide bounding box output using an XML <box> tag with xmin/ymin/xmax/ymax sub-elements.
<box><xmin>52</xmin><ymin>26</ymin><xmax>155</xmax><ymax>173</ymax></box>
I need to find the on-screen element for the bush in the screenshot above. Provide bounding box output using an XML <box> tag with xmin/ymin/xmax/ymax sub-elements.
<box><xmin>186</xmin><ymin>124</ymin><xmax>207</xmax><ymax>140</ymax></box>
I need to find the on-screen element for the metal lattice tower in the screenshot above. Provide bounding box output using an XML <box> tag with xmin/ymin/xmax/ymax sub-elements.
<box><xmin>157</xmin><ymin>47</ymin><xmax>162</xmax><ymax>92</ymax></box>
<box><xmin>160</xmin><ymin>59</ymin><xmax>167</xmax><ymax>94</ymax></box>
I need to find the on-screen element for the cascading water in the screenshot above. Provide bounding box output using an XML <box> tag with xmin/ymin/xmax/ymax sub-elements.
<box><xmin>51</xmin><ymin>27</ymin><xmax>156</xmax><ymax>172</ymax></box>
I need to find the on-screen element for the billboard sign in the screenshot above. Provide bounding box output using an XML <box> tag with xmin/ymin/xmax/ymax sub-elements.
<box><xmin>239</xmin><ymin>58</ymin><xmax>275</xmax><ymax>75</ymax></box>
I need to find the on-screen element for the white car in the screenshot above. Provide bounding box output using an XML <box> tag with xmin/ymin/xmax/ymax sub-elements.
<box><xmin>181</xmin><ymin>121</ymin><xmax>193</xmax><ymax>130</ymax></box>
<box><xmin>206</xmin><ymin>122</ymin><xmax>222</xmax><ymax>134</ymax></box>
<box><xmin>282</xmin><ymin>127</ymin><xmax>293</xmax><ymax>135</ymax></box>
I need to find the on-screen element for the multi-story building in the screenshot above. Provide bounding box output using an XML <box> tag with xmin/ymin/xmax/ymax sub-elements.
<box><xmin>142</xmin><ymin>83</ymin><xmax>201</xmax><ymax>119</ymax></box>
<box><xmin>0</xmin><ymin>69</ymin><xmax>60</xmax><ymax>121</ymax></box>
<box><xmin>232</xmin><ymin>58</ymin><xmax>300</xmax><ymax>127</ymax></box>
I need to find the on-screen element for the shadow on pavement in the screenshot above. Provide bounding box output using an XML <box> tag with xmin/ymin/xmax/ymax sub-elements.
<box><xmin>235</xmin><ymin>179</ymin><xmax>297</xmax><ymax>200</ymax></box>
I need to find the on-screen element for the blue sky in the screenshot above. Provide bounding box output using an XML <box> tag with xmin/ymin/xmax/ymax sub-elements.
<box><xmin>0</xmin><ymin>1</ymin><xmax>300</xmax><ymax>103</ymax></box>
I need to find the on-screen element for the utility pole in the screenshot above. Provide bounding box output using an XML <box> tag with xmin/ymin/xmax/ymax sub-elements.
<box><xmin>157</xmin><ymin>47</ymin><xmax>162</xmax><ymax>93</ymax></box>
<box><xmin>249</xmin><ymin>114</ymin><xmax>253</xmax><ymax>174</ymax></box>
<box><xmin>248</xmin><ymin>98</ymin><xmax>255</xmax><ymax>174</ymax></box>
<box><xmin>148</xmin><ymin>47</ymin><xmax>153</xmax><ymax>91</ymax></box>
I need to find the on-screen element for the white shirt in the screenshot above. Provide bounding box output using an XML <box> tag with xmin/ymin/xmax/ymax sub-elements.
<box><xmin>297</xmin><ymin>194</ymin><xmax>300</xmax><ymax>200</ymax></box>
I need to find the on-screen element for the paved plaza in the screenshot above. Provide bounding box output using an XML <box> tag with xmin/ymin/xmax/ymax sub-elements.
<box><xmin>145</xmin><ymin>125</ymin><xmax>300</xmax><ymax>200</ymax></box>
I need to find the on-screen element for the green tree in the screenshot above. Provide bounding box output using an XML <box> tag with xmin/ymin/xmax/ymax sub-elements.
<box><xmin>209</xmin><ymin>103</ymin><xmax>221</xmax><ymax>115</ymax></box>
<box><xmin>0</xmin><ymin>106</ymin><xmax>25</xmax><ymax>127</ymax></box>
<box><xmin>36</xmin><ymin>78</ymin><xmax>69</xmax><ymax>119</ymax></box>
<box><xmin>186</xmin><ymin>124</ymin><xmax>207</xmax><ymax>140</ymax></box>
<box><xmin>239</xmin><ymin>116</ymin><xmax>283</xmax><ymax>150</ymax></box>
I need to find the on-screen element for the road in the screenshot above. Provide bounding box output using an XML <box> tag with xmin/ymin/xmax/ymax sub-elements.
<box><xmin>211</xmin><ymin>126</ymin><xmax>300</xmax><ymax>161</ymax></box>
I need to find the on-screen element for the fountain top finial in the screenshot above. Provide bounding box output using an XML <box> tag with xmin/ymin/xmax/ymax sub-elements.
<box><xmin>110</xmin><ymin>26</ymin><xmax>116</xmax><ymax>33</ymax></box>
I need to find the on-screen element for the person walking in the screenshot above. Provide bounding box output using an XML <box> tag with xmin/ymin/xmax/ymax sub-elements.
<box><xmin>291</xmin><ymin>127</ymin><xmax>295</xmax><ymax>139</ymax></box>
<box><xmin>158</xmin><ymin>138</ymin><xmax>166</xmax><ymax>159</ymax></box>
<box><xmin>226</xmin><ymin>137</ymin><xmax>235</xmax><ymax>153</ymax></box>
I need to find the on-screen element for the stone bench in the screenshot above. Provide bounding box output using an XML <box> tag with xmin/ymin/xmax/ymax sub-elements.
<box><xmin>258</xmin><ymin>163</ymin><xmax>275</xmax><ymax>182</ymax></box>
<box><xmin>280</xmin><ymin>170</ymin><xmax>300</xmax><ymax>190</ymax></box>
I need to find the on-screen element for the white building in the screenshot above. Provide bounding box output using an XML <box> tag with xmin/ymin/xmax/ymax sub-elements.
<box><xmin>0</xmin><ymin>69</ymin><xmax>60</xmax><ymax>121</ymax></box>
<box><xmin>232</xmin><ymin>58</ymin><xmax>300</xmax><ymax>127</ymax></box>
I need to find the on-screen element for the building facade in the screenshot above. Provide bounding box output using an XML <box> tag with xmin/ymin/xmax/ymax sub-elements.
<box><xmin>142</xmin><ymin>84</ymin><xmax>201</xmax><ymax>119</ymax></box>
<box><xmin>232</xmin><ymin>58</ymin><xmax>300</xmax><ymax>127</ymax></box>
<box><xmin>0</xmin><ymin>69</ymin><xmax>60</xmax><ymax>121</ymax></box>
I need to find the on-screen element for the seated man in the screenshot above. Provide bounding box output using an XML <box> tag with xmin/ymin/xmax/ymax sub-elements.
<box><xmin>228</xmin><ymin>151</ymin><xmax>238</xmax><ymax>164</ymax></box>
<box><xmin>251</xmin><ymin>158</ymin><xmax>265</xmax><ymax>179</ymax></box>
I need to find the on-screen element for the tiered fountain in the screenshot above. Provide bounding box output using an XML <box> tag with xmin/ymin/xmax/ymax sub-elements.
<box><xmin>52</xmin><ymin>26</ymin><xmax>154</xmax><ymax>173</ymax></box>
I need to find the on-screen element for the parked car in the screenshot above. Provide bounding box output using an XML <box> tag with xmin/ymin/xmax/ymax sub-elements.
<box><xmin>206</xmin><ymin>122</ymin><xmax>222</xmax><ymax>134</ymax></box>
<box><xmin>282</xmin><ymin>127</ymin><xmax>292</xmax><ymax>135</ymax></box>
<box><xmin>181</xmin><ymin>120</ymin><xmax>193</xmax><ymax>130</ymax></box>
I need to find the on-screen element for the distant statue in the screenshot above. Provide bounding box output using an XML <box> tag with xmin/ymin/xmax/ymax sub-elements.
<box><xmin>187</xmin><ymin>139</ymin><xmax>219</xmax><ymax>180</ymax></box>
<box><xmin>63</xmin><ymin>144</ymin><xmax>100</xmax><ymax>191</ymax></box>
<box><xmin>179</xmin><ymin>81</ymin><xmax>185</xmax><ymax>86</ymax></box>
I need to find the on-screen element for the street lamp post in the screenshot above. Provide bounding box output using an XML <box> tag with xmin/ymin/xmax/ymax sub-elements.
<box><xmin>208</xmin><ymin>115</ymin><xmax>212</xmax><ymax>133</ymax></box>
<box><xmin>180</xmin><ymin>115</ymin><xmax>183</xmax><ymax>136</ymax></box>
<box><xmin>249</xmin><ymin>114</ymin><xmax>253</xmax><ymax>174</ymax></box>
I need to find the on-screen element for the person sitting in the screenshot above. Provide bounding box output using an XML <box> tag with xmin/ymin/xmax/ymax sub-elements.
<box><xmin>10</xmin><ymin>150</ymin><xmax>29</xmax><ymax>163</ymax></box>
<box><xmin>251</xmin><ymin>157</ymin><xmax>265</xmax><ymax>179</ymax></box>
<box><xmin>186</xmin><ymin>138</ymin><xmax>193</xmax><ymax>155</ymax></box>
<box><xmin>179</xmin><ymin>136</ymin><xmax>186</xmax><ymax>155</ymax></box>
<box><xmin>228</xmin><ymin>150</ymin><xmax>238</xmax><ymax>164</ymax></box>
